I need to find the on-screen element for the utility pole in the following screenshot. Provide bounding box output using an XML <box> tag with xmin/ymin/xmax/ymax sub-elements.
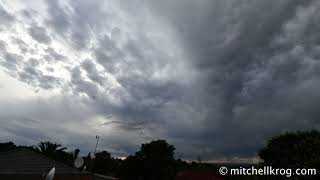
<box><xmin>94</xmin><ymin>135</ymin><xmax>100</xmax><ymax>156</ymax></box>
<box><xmin>91</xmin><ymin>135</ymin><xmax>100</xmax><ymax>180</ymax></box>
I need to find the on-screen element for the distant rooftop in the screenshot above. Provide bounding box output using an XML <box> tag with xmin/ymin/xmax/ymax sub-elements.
<box><xmin>0</xmin><ymin>149</ymin><xmax>80</xmax><ymax>175</ymax></box>
<box><xmin>0</xmin><ymin>149</ymin><xmax>117</xmax><ymax>180</ymax></box>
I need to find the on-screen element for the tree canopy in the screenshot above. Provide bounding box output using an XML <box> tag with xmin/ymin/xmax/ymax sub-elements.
<box><xmin>119</xmin><ymin>139</ymin><xmax>176</xmax><ymax>180</ymax></box>
<box><xmin>259</xmin><ymin>130</ymin><xmax>320</xmax><ymax>168</ymax></box>
<box><xmin>35</xmin><ymin>141</ymin><xmax>67</xmax><ymax>155</ymax></box>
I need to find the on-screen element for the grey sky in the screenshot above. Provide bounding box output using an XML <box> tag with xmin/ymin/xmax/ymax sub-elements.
<box><xmin>0</xmin><ymin>0</ymin><xmax>320</xmax><ymax>160</ymax></box>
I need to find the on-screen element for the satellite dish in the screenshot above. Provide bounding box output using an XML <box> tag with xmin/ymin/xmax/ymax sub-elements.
<box><xmin>45</xmin><ymin>167</ymin><xmax>55</xmax><ymax>180</ymax></box>
<box><xmin>74</xmin><ymin>157</ymin><xmax>84</xmax><ymax>168</ymax></box>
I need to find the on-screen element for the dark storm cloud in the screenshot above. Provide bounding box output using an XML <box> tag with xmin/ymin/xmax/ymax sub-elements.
<box><xmin>70</xmin><ymin>66</ymin><xmax>100</xmax><ymax>99</ymax></box>
<box><xmin>45</xmin><ymin>0</ymin><xmax>71</xmax><ymax>37</ymax></box>
<box><xmin>0</xmin><ymin>96</ymin><xmax>103</xmax><ymax>151</ymax></box>
<box><xmin>42</xmin><ymin>0</ymin><xmax>320</xmax><ymax>158</ymax></box>
<box><xmin>1</xmin><ymin>52</ymin><xmax>23</xmax><ymax>71</ymax></box>
<box><xmin>11</xmin><ymin>38</ymin><xmax>30</xmax><ymax>53</ymax></box>
<box><xmin>81</xmin><ymin>59</ymin><xmax>106</xmax><ymax>86</ymax></box>
<box><xmin>67</xmin><ymin>0</ymin><xmax>104</xmax><ymax>49</ymax></box>
<box><xmin>0</xmin><ymin>4</ymin><xmax>15</xmax><ymax>29</ymax></box>
<box><xmin>44</xmin><ymin>47</ymin><xmax>66</xmax><ymax>61</ymax></box>
<box><xmin>17</xmin><ymin>64</ymin><xmax>61</xmax><ymax>89</ymax></box>
<box><xmin>0</xmin><ymin>40</ymin><xmax>7</xmax><ymax>52</ymax></box>
<box><xmin>94</xmin><ymin>35</ymin><xmax>123</xmax><ymax>74</ymax></box>
<box><xmin>45</xmin><ymin>0</ymin><xmax>110</xmax><ymax>49</ymax></box>
<box><xmin>26</xmin><ymin>58</ymin><xmax>40</xmax><ymax>67</ymax></box>
<box><xmin>85</xmin><ymin>24</ymin><xmax>200</xmax><ymax>143</ymax></box>
<box><xmin>0</xmin><ymin>46</ymin><xmax>60</xmax><ymax>89</ymax></box>
<box><xmin>139</xmin><ymin>0</ymin><xmax>320</xmax><ymax>158</ymax></box>
<box><xmin>1</xmin><ymin>0</ymin><xmax>320</xmax><ymax>160</ymax></box>
<box><xmin>28</xmin><ymin>25</ymin><xmax>52</xmax><ymax>44</ymax></box>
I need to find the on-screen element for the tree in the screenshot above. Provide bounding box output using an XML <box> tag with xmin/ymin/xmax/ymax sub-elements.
<box><xmin>136</xmin><ymin>140</ymin><xmax>175</xmax><ymax>161</ymax></box>
<box><xmin>119</xmin><ymin>140</ymin><xmax>176</xmax><ymax>180</ymax></box>
<box><xmin>36</xmin><ymin>141</ymin><xmax>67</xmax><ymax>155</ymax></box>
<box><xmin>259</xmin><ymin>130</ymin><xmax>320</xmax><ymax>169</ymax></box>
<box><xmin>0</xmin><ymin>142</ymin><xmax>16</xmax><ymax>151</ymax></box>
<box><xmin>74</xmin><ymin>148</ymin><xmax>80</xmax><ymax>159</ymax></box>
<box><xmin>118</xmin><ymin>155</ymin><xmax>143</xmax><ymax>180</ymax></box>
<box><xmin>93</xmin><ymin>151</ymin><xmax>119</xmax><ymax>175</ymax></box>
<box><xmin>35</xmin><ymin>141</ymin><xmax>73</xmax><ymax>166</ymax></box>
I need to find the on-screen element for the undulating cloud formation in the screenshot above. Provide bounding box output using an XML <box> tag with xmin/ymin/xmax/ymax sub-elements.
<box><xmin>0</xmin><ymin>0</ymin><xmax>320</xmax><ymax>160</ymax></box>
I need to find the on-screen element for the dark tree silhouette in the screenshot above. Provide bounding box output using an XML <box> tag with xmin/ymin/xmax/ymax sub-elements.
<box><xmin>137</xmin><ymin>140</ymin><xmax>175</xmax><ymax>161</ymax></box>
<box><xmin>0</xmin><ymin>141</ymin><xmax>36</xmax><ymax>152</ymax></box>
<box><xmin>119</xmin><ymin>140</ymin><xmax>176</xmax><ymax>180</ymax></box>
<box><xmin>35</xmin><ymin>141</ymin><xmax>67</xmax><ymax>155</ymax></box>
<box><xmin>0</xmin><ymin>141</ymin><xmax>16</xmax><ymax>151</ymax></box>
<box><xmin>35</xmin><ymin>141</ymin><xmax>74</xmax><ymax>166</ymax></box>
<box><xmin>93</xmin><ymin>151</ymin><xmax>119</xmax><ymax>176</ymax></box>
<box><xmin>259</xmin><ymin>130</ymin><xmax>320</xmax><ymax>169</ymax></box>
<box><xmin>74</xmin><ymin>148</ymin><xmax>80</xmax><ymax>159</ymax></box>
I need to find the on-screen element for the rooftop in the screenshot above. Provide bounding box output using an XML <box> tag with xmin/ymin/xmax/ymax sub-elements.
<box><xmin>0</xmin><ymin>149</ymin><xmax>80</xmax><ymax>175</ymax></box>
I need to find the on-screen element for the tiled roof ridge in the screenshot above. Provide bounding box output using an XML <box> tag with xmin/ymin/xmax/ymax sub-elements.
<box><xmin>0</xmin><ymin>148</ymin><xmax>81</xmax><ymax>174</ymax></box>
<box><xmin>28</xmin><ymin>149</ymin><xmax>79</xmax><ymax>171</ymax></box>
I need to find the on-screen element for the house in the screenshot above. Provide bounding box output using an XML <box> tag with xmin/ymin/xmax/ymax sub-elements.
<box><xmin>0</xmin><ymin>149</ymin><xmax>116</xmax><ymax>180</ymax></box>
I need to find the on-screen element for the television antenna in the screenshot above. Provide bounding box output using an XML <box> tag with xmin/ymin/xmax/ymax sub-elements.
<box><xmin>90</xmin><ymin>135</ymin><xmax>100</xmax><ymax>180</ymax></box>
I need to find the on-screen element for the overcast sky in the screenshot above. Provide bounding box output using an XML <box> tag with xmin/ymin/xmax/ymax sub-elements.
<box><xmin>0</xmin><ymin>0</ymin><xmax>320</xmax><ymax>160</ymax></box>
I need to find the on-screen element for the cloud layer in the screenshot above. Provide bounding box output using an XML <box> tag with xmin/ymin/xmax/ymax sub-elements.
<box><xmin>0</xmin><ymin>0</ymin><xmax>320</xmax><ymax>159</ymax></box>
